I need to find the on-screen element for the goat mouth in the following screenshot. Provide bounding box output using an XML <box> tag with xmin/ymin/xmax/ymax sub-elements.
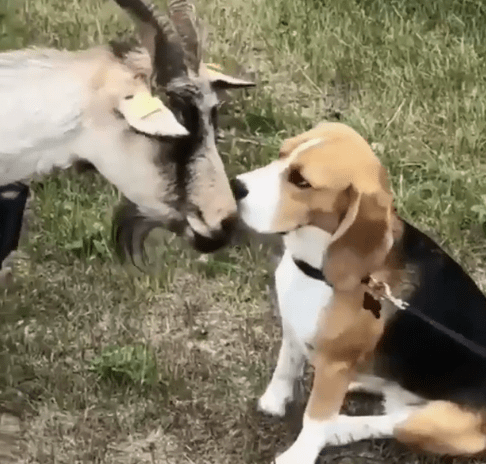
<box><xmin>189</xmin><ymin>230</ymin><xmax>230</xmax><ymax>253</ymax></box>
<box><xmin>184</xmin><ymin>213</ymin><xmax>239</xmax><ymax>254</ymax></box>
<box><xmin>112</xmin><ymin>199</ymin><xmax>235</xmax><ymax>262</ymax></box>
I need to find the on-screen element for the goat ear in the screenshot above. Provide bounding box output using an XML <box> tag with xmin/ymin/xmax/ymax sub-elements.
<box><xmin>204</xmin><ymin>63</ymin><xmax>255</xmax><ymax>90</ymax></box>
<box><xmin>323</xmin><ymin>184</ymin><xmax>393</xmax><ymax>292</ymax></box>
<box><xmin>117</xmin><ymin>91</ymin><xmax>189</xmax><ymax>137</ymax></box>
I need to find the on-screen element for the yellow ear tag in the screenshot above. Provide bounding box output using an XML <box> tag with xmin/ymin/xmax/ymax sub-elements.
<box><xmin>205</xmin><ymin>63</ymin><xmax>227</xmax><ymax>80</ymax></box>
<box><xmin>129</xmin><ymin>92</ymin><xmax>166</xmax><ymax>119</ymax></box>
<box><xmin>206</xmin><ymin>63</ymin><xmax>224</xmax><ymax>72</ymax></box>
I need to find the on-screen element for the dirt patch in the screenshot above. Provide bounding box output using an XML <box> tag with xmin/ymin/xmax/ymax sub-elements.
<box><xmin>0</xmin><ymin>413</ymin><xmax>25</xmax><ymax>463</ymax></box>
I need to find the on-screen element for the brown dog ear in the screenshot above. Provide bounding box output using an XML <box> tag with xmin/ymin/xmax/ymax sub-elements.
<box><xmin>323</xmin><ymin>183</ymin><xmax>393</xmax><ymax>292</ymax></box>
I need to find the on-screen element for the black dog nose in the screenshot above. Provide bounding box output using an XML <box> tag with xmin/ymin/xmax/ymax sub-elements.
<box><xmin>230</xmin><ymin>178</ymin><xmax>249</xmax><ymax>201</ymax></box>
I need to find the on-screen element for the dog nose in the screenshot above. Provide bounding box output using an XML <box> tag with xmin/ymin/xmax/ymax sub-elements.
<box><xmin>230</xmin><ymin>178</ymin><xmax>249</xmax><ymax>201</ymax></box>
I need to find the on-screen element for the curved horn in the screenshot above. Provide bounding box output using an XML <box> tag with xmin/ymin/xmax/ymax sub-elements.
<box><xmin>113</xmin><ymin>0</ymin><xmax>188</xmax><ymax>86</ymax></box>
<box><xmin>168</xmin><ymin>0</ymin><xmax>201</xmax><ymax>74</ymax></box>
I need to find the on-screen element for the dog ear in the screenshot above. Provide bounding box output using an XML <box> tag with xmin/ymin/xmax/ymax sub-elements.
<box><xmin>322</xmin><ymin>181</ymin><xmax>393</xmax><ymax>292</ymax></box>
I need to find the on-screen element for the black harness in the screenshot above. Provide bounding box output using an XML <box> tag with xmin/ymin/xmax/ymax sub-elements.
<box><xmin>292</xmin><ymin>257</ymin><xmax>382</xmax><ymax>318</ymax></box>
<box><xmin>292</xmin><ymin>258</ymin><xmax>331</xmax><ymax>285</ymax></box>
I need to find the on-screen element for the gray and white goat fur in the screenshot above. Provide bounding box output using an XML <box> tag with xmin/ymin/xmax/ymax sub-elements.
<box><xmin>0</xmin><ymin>0</ymin><xmax>254</xmax><ymax>260</ymax></box>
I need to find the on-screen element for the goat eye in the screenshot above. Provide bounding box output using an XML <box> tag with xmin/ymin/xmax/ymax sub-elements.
<box><xmin>216</xmin><ymin>129</ymin><xmax>224</xmax><ymax>143</ymax></box>
<box><xmin>210</xmin><ymin>106</ymin><xmax>218</xmax><ymax>130</ymax></box>
<box><xmin>288</xmin><ymin>169</ymin><xmax>311</xmax><ymax>189</ymax></box>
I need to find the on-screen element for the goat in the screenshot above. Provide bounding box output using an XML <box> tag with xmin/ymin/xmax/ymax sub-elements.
<box><xmin>0</xmin><ymin>0</ymin><xmax>254</xmax><ymax>269</ymax></box>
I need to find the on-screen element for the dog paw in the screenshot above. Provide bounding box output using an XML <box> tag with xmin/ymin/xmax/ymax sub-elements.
<box><xmin>275</xmin><ymin>444</ymin><xmax>317</xmax><ymax>464</ymax></box>
<box><xmin>258</xmin><ymin>383</ymin><xmax>293</xmax><ymax>417</ymax></box>
<box><xmin>274</xmin><ymin>449</ymin><xmax>297</xmax><ymax>464</ymax></box>
<box><xmin>258</xmin><ymin>391</ymin><xmax>287</xmax><ymax>417</ymax></box>
<box><xmin>347</xmin><ymin>381</ymin><xmax>365</xmax><ymax>392</ymax></box>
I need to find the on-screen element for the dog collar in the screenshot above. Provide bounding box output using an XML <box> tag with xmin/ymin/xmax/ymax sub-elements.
<box><xmin>292</xmin><ymin>259</ymin><xmax>382</xmax><ymax>319</ymax></box>
<box><xmin>292</xmin><ymin>258</ymin><xmax>332</xmax><ymax>286</ymax></box>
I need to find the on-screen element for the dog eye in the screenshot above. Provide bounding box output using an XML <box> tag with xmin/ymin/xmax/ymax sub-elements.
<box><xmin>288</xmin><ymin>169</ymin><xmax>311</xmax><ymax>189</ymax></box>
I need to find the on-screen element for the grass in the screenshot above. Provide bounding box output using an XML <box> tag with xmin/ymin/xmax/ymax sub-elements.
<box><xmin>1</xmin><ymin>0</ymin><xmax>486</xmax><ymax>462</ymax></box>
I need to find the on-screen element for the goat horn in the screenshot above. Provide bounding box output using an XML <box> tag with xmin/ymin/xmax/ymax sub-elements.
<box><xmin>113</xmin><ymin>0</ymin><xmax>188</xmax><ymax>86</ymax></box>
<box><xmin>168</xmin><ymin>0</ymin><xmax>201</xmax><ymax>73</ymax></box>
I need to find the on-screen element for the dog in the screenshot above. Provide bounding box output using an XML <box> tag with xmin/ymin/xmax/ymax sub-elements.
<box><xmin>231</xmin><ymin>121</ymin><xmax>486</xmax><ymax>464</ymax></box>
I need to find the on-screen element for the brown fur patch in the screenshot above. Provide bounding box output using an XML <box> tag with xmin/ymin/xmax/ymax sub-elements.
<box><xmin>306</xmin><ymin>289</ymin><xmax>385</xmax><ymax>420</ymax></box>
<box><xmin>395</xmin><ymin>401</ymin><xmax>486</xmax><ymax>456</ymax></box>
<box><xmin>378</xmin><ymin>164</ymin><xmax>393</xmax><ymax>196</ymax></box>
<box><xmin>278</xmin><ymin>130</ymin><xmax>320</xmax><ymax>159</ymax></box>
<box><xmin>324</xmin><ymin>189</ymin><xmax>392</xmax><ymax>292</ymax></box>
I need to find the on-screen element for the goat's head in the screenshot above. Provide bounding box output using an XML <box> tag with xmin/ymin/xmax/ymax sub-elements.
<box><xmin>105</xmin><ymin>0</ymin><xmax>254</xmax><ymax>261</ymax></box>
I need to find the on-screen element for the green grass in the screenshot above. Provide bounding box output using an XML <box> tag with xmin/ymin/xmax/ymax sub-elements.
<box><xmin>1</xmin><ymin>0</ymin><xmax>486</xmax><ymax>462</ymax></box>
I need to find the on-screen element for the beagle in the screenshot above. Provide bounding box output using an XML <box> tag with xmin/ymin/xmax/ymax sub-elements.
<box><xmin>232</xmin><ymin>122</ymin><xmax>486</xmax><ymax>464</ymax></box>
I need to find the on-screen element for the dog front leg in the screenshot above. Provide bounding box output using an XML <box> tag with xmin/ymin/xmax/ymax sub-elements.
<box><xmin>275</xmin><ymin>351</ymin><xmax>354</xmax><ymax>464</ymax></box>
<box><xmin>259</xmin><ymin>326</ymin><xmax>306</xmax><ymax>417</ymax></box>
<box><xmin>276</xmin><ymin>291</ymin><xmax>384</xmax><ymax>464</ymax></box>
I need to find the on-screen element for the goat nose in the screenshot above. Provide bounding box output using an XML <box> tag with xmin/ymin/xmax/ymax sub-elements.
<box><xmin>220</xmin><ymin>214</ymin><xmax>238</xmax><ymax>236</ymax></box>
<box><xmin>230</xmin><ymin>178</ymin><xmax>249</xmax><ymax>201</ymax></box>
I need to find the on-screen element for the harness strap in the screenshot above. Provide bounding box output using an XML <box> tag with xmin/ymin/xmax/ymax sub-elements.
<box><xmin>389</xmin><ymin>299</ymin><xmax>486</xmax><ymax>359</ymax></box>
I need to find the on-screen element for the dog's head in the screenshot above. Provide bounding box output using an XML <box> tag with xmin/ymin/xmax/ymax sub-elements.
<box><xmin>233</xmin><ymin>122</ymin><xmax>394</xmax><ymax>291</ymax></box>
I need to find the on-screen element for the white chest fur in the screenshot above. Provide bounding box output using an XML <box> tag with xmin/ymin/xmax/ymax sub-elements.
<box><xmin>275</xmin><ymin>227</ymin><xmax>334</xmax><ymax>354</ymax></box>
<box><xmin>258</xmin><ymin>226</ymin><xmax>335</xmax><ymax>417</ymax></box>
